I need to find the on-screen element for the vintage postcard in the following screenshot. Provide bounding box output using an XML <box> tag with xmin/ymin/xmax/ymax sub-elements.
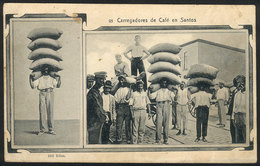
<box><xmin>3</xmin><ymin>4</ymin><xmax>257</xmax><ymax>163</ymax></box>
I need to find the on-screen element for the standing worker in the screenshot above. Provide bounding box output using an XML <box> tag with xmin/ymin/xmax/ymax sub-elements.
<box><xmin>216</xmin><ymin>82</ymin><xmax>229</xmax><ymax>127</ymax></box>
<box><xmin>114</xmin><ymin>75</ymin><xmax>132</xmax><ymax>144</ymax></box>
<box><xmin>128</xmin><ymin>80</ymin><xmax>151</xmax><ymax>144</ymax></box>
<box><xmin>191</xmin><ymin>86</ymin><xmax>212</xmax><ymax>142</ymax></box>
<box><xmin>101</xmin><ymin>80</ymin><xmax>116</xmax><ymax>144</ymax></box>
<box><xmin>29</xmin><ymin>67</ymin><xmax>61</xmax><ymax>135</ymax></box>
<box><xmin>87</xmin><ymin>71</ymin><xmax>107</xmax><ymax>144</ymax></box>
<box><xmin>124</xmin><ymin>35</ymin><xmax>151</xmax><ymax>91</ymax></box>
<box><xmin>228</xmin><ymin>75</ymin><xmax>246</xmax><ymax>143</ymax></box>
<box><xmin>148</xmin><ymin>78</ymin><xmax>176</xmax><ymax>144</ymax></box>
<box><xmin>176</xmin><ymin>81</ymin><xmax>190</xmax><ymax>136</ymax></box>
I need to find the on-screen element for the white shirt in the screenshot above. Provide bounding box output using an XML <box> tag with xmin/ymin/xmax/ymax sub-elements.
<box><xmin>232</xmin><ymin>90</ymin><xmax>246</xmax><ymax>118</ymax></box>
<box><xmin>149</xmin><ymin>88</ymin><xmax>175</xmax><ymax>102</ymax></box>
<box><xmin>129</xmin><ymin>91</ymin><xmax>150</xmax><ymax>110</ymax></box>
<box><xmin>177</xmin><ymin>88</ymin><xmax>189</xmax><ymax>105</ymax></box>
<box><xmin>102</xmin><ymin>94</ymin><xmax>110</xmax><ymax>112</ymax></box>
<box><xmin>216</xmin><ymin>87</ymin><xmax>229</xmax><ymax>101</ymax></box>
<box><xmin>124</xmin><ymin>44</ymin><xmax>149</xmax><ymax>58</ymax></box>
<box><xmin>33</xmin><ymin>75</ymin><xmax>57</xmax><ymax>90</ymax></box>
<box><xmin>114</xmin><ymin>87</ymin><xmax>130</xmax><ymax>103</ymax></box>
<box><xmin>192</xmin><ymin>91</ymin><xmax>212</xmax><ymax>108</ymax></box>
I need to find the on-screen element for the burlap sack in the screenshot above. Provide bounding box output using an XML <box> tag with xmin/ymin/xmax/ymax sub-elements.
<box><xmin>187</xmin><ymin>77</ymin><xmax>215</xmax><ymax>87</ymax></box>
<box><xmin>148</xmin><ymin>61</ymin><xmax>181</xmax><ymax>75</ymax></box>
<box><xmin>148</xmin><ymin>71</ymin><xmax>181</xmax><ymax>85</ymax></box>
<box><xmin>149</xmin><ymin>43</ymin><xmax>182</xmax><ymax>54</ymax></box>
<box><xmin>147</xmin><ymin>52</ymin><xmax>181</xmax><ymax>65</ymax></box>
<box><xmin>28</xmin><ymin>38</ymin><xmax>62</xmax><ymax>51</ymax></box>
<box><xmin>28</xmin><ymin>48</ymin><xmax>63</xmax><ymax>61</ymax></box>
<box><xmin>29</xmin><ymin>58</ymin><xmax>63</xmax><ymax>71</ymax></box>
<box><xmin>187</xmin><ymin>64</ymin><xmax>219</xmax><ymax>79</ymax></box>
<box><xmin>28</xmin><ymin>28</ymin><xmax>63</xmax><ymax>40</ymax></box>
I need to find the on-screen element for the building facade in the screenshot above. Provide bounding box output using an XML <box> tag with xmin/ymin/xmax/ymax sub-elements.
<box><xmin>179</xmin><ymin>39</ymin><xmax>246</xmax><ymax>83</ymax></box>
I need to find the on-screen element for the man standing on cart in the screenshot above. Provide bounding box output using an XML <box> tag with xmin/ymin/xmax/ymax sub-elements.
<box><xmin>124</xmin><ymin>35</ymin><xmax>151</xmax><ymax>91</ymax></box>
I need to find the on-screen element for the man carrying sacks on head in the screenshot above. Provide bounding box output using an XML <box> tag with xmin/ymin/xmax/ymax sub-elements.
<box><xmin>127</xmin><ymin>80</ymin><xmax>151</xmax><ymax>144</ymax></box>
<box><xmin>29</xmin><ymin>67</ymin><xmax>61</xmax><ymax>135</ymax></box>
<box><xmin>191</xmin><ymin>85</ymin><xmax>213</xmax><ymax>142</ymax></box>
<box><xmin>148</xmin><ymin>78</ymin><xmax>176</xmax><ymax>144</ymax></box>
<box><xmin>124</xmin><ymin>35</ymin><xmax>151</xmax><ymax>91</ymax></box>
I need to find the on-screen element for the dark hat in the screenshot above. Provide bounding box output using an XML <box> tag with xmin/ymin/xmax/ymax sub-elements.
<box><xmin>94</xmin><ymin>71</ymin><xmax>107</xmax><ymax>79</ymax></box>
<box><xmin>87</xmin><ymin>74</ymin><xmax>95</xmax><ymax>82</ymax></box>
<box><xmin>118</xmin><ymin>74</ymin><xmax>126</xmax><ymax>80</ymax></box>
<box><xmin>104</xmin><ymin>80</ymin><xmax>113</xmax><ymax>89</ymax></box>
<box><xmin>136</xmin><ymin>79</ymin><xmax>144</xmax><ymax>85</ymax></box>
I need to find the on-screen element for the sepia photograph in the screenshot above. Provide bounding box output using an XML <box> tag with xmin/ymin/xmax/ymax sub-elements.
<box><xmin>3</xmin><ymin>4</ymin><xmax>256</xmax><ymax>163</ymax></box>
<box><xmin>8</xmin><ymin>18</ymin><xmax>83</xmax><ymax>148</ymax></box>
<box><xmin>85</xmin><ymin>30</ymin><xmax>250</xmax><ymax>146</ymax></box>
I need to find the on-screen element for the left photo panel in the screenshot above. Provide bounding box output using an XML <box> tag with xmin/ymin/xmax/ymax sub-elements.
<box><xmin>7</xmin><ymin>17</ymin><xmax>84</xmax><ymax>148</ymax></box>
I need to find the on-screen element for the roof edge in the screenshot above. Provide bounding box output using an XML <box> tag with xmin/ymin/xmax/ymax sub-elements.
<box><xmin>180</xmin><ymin>39</ymin><xmax>246</xmax><ymax>53</ymax></box>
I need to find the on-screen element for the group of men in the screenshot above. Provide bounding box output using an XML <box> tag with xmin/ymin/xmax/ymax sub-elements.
<box><xmin>86</xmin><ymin>34</ymin><xmax>248</xmax><ymax>145</ymax></box>
<box><xmin>87</xmin><ymin>71</ymin><xmax>190</xmax><ymax>144</ymax></box>
<box><xmin>27</xmin><ymin>34</ymin><xmax>247</xmax><ymax>145</ymax></box>
<box><xmin>86</xmin><ymin>35</ymin><xmax>152</xmax><ymax>144</ymax></box>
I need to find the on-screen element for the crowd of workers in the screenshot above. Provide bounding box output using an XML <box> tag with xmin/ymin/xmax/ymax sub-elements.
<box><xmin>86</xmin><ymin>35</ymin><xmax>247</xmax><ymax>145</ymax></box>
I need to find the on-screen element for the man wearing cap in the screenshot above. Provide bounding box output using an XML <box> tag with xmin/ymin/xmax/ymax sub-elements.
<box><xmin>148</xmin><ymin>78</ymin><xmax>176</xmax><ymax>144</ymax></box>
<box><xmin>29</xmin><ymin>67</ymin><xmax>61</xmax><ymax>135</ymax></box>
<box><xmin>228</xmin><ymin>75</ymin><xmax>247</xmax><ymax>143</ymax></box>
<box><xmin>114</xmin><ymin>75</ymin><xmax>132</xmax><ymax>144</ymax></box>
<box><xmin>87</xmin><ymin>71</ymin><xmax>107</xmax><ymax>144</ymax></box>
<box><xmin>127</xmin><ymin>80</ymin><xmax>151</xmax><ymax>144</ymax></box>
<box><xmin>101</xmin><ymin>80</ymin><xmax>116</xmax><ymax>144</ymax></box>
<box><xmin>86</xmin><ymin>74</ymin><xmax>95</xmax><ymax>93</ymax></box>
<box><xmin>216</xmin><ymin>82</ymin><xmax>229</xmax><ymax>127</ymax></box>
<box><xmin>175</xmin><ymin>81</ymin><xmax>190</xmax><ymax>136</ymax></box>
<box><xmin>124</xmin><ymin>35</ymin><xmax>151</xmax><ymax>90</ymax></box>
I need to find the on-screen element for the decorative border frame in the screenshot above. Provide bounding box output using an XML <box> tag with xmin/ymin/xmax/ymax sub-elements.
<box><xmin>4</xmin><ymin>14</ymin><xmax>255</xmax><ymax>153</ymax></box>
<box><xmin>5</xmin><ymin>14</ymin><xmax>86</xmax><ymax>150</ymax></box>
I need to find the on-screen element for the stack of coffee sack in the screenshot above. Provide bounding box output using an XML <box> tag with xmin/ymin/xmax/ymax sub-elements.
<box><xmin>147</xmin><ymin>43</ymin><xmax>182</xmax><ymax>93</ymax></box>
<box><xmin>186</xmin><ymin>64</ymin><xmax>219</xmax><ymax>94</ymax></box>
<box><xmin>27</xmin><ymin>27</ymin><xmax>63</xmax><ymax>80</ymax></box>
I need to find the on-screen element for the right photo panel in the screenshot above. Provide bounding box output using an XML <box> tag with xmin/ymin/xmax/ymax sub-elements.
<box><xmin>84</xmin><ymin>30</ymin><xmax>250</xmax><ymax>148</ymax></box>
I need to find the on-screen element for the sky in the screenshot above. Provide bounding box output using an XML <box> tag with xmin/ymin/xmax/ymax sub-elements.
<box><xmin>12</xmin><ymin>19</ymin><xmax>83</xmax><ymax>120</ymax></box>
<box><xmin>86</xmin><ymin>31</ymin><xmax>247</xmax><ymax>80</ymax></box>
